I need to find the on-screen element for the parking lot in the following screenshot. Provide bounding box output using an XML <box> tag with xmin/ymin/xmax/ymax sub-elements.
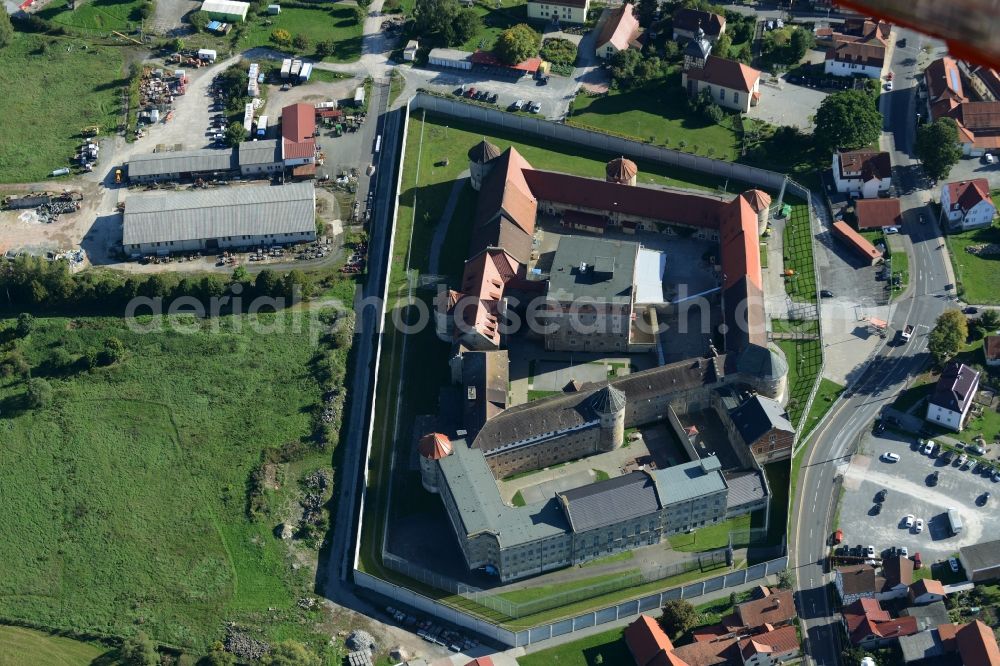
<box><xmin>838</xmin><ymin>432</ymin><xmax>1000</xmax><ymax>562</ymax></box>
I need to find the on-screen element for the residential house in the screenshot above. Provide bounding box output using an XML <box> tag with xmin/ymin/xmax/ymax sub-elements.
<box><xmin>672</xmin><ymin>8</ymin><xmax>726</xmax><ymax>42</ymax></box>
<box><xmin>832</xmin><ymin>150</ymin><xmax>892</xmax><ymax>198</ymax></box>
<box><xmin>856</xmin><ymin>199</ymin><xmax>902</xmax><ymax>229</ymax></box>
<box><xmin>725</xmin><ymin>395</ymin><xmax>795</xmax><ymax>464</ymax></box>
<box><xmin>526</xmin><ymin>0</ymin><xmax>589</xmax><ymax>25</ymax></box>
<box><xmin>736</xmin><ymin>588</ymin><xmax>796</xmax><ymax>628</ymax></box>
<box><xmin>824</xmin><ymin>41</ymin><xmax>885</xmax><ymax>79</ymax></box>
<box><xmin>909</xmin><ymin>579</ymin><xmax>947</xmax><ymax>606</ymax></box>
<box><xmin>623</xmin><ymin>614</ymin><xmax>691</xmax><ymax>666</ymax></box>
<box><xmin>738</xmin><ymin>625</ymin><xmax>801</xmax><ymax>666</ymax></box>
<box><xmin>985</xmin><ymin>335</ymin><xmax>1000</xmax><ymax>367</ymax></box>
<box><xmin>901</xmin><ymin>600</ymin><xmax>951</xmax><ymax>632</ymax></box>
<box><xmin>926</xmin><ymin>361</ymin><xmax>981</xmax><ymax>432</ymax></box>
<box><xmin>899</xmin><ymin>620</ymin><xmax>1000</xmax><ymax>665</ymax></box>
<box><xmin>681</xmin><ymin>55</ymin><xmax>762</xmax><ymax>114</ymax></box>
<box><xmin>595</xmin><ymin>3</ymin><xmax>641</xmax><ymax>60</ymax></box>
<box><xmin>880</xmin><ymin>556</ymin><xmax>915</xmax><ymax>600</ymax></box>
<box><xmin>280</xmin><ymin>103</ymin><xmax>317</xmax><ymax>177</ymax></box>
<box><xmin>960</xmin><ymin>538</ymin><xmax>1000</xmax><ymax>583</ymax></box>
<box><xmin>842</xmin><ymin>598</ymin><xmax>920</xmax><ymax>648</ymax></box>
<box><xmin>835</xmin><ymin>564</ymin><xmax>883</xmax><ymax>604</ymax></box>
<box><xmin>940</xmin><ymin>178</ymin><xmax>996</xmax><ymax>231</ymax></box>
<box><xmin>925</xmin><ymin>57</ymin><xmax>1000</xmax><ymax>156</ymax></box>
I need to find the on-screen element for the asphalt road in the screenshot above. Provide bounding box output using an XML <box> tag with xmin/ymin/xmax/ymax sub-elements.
<box><xmin>791</xmin><ymin>28</ymin><xmax>956</xmax><ymax>666</ymax></box>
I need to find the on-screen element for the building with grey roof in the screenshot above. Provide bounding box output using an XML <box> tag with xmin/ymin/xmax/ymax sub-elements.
<box><xmin>126</xmin><ymin>148</ymin><xmax>236</xmax><ymax>183</ymax></box>
<box><xmin>123</xmin><ymin>182</ymin><xmax>316</xmax><ymax>256</ymax></box>
<box><xmin>959</xmin><ymin>538</ymin><xmax>1000</xmax><ymax>582</ymax></box>
<box><xmin>901</xmin><ymin>601</ymin><xmax>950</xmax><ymax>632</ymax></box>
<box><xmin>722</xmin><ymin>393</ymin><xmax>795</xmax><ymax>464</ymax></box>
<box><xmin>238</xmin><ymin>139</ymin><xmax>283</xmax><ymax>177</ymax></box>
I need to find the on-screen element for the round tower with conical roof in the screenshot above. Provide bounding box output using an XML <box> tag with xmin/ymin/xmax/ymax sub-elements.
<box><xmin>468</xmin><ymin>139</ymin><xmax>502</xmax><ymax>191</ymax></box>
<box><xmin>741</xmin><ymin>189</ymin><xmax>773</xmax><ymax>236</ymax></box>
<box><xmin>417</xmin><ymin>432</ymin><xmax>453</xmax><ymax>493</ymax></box>
<box><xmin>591</xmin><ymin>384</ymin><xmax>626</xmax><ymax>452</ymax></box>
<box><xmin>606</xmin><ymin>157</ymin><xmax>638</xmax><ymax>186</ymax></box>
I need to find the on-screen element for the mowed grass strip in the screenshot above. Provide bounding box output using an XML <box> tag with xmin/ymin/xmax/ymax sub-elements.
<box><xmin>0</xmin><ymin>34</ymin><xmax>124</xmax><ymax>184</ymax></box>
<box><xmin>238</xmin><ymin>5</ymin><xmax>363</xmax><ymax>62</ymax></box>
<box><xmin>946</xmin><ymin>213</ymin><xmax>1000</xmax><ymax>306</ymax></box>
<box><xmin>0</xmin><ymin>314</ymin><xmax>326</xmax><ymax>650</ymax></box>
<box><xmin>0</xmin><ymin>626</ymin><xmax>113</xmax><ymax>666</ymax></box>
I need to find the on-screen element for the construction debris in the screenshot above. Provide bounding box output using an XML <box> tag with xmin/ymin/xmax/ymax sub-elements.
<box><xmin>224</xmin><ymin>627</ymin><xmax>270</xmax><ymax>661</ymax></box>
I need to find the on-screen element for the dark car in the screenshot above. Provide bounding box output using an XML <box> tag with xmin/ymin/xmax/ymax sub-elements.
<box><xmin>928</xmin><ymin>471</ymin><xmax>939</xmax><ymax>486</ymax></box>
<box><xmin>873</xmin><ymin>420</ymin><xmax>886</xmax><ymax>434</ymax></box>
<box><xmin>942</xmin><ymin>451</ymin><xmax>954</xmax><ymax>464</ymax></box>
<box><xmin>876</xmin><ymin>489</ymin><xmax>888</xmax><ymax>503</ymax></box>
<box><xmin>872</xmin><ymin>503</ymin><xmax>883</xmax><ymax>515</ymax></box>
<box><xmin>964</xmin><ymin>306</ymin><xmax>979</xmax><ymax>314</ymax></box>
<box><xmin>820</xmin><ymin>289</ymin><xmax>834</xmax><ymax>298</ymax></box>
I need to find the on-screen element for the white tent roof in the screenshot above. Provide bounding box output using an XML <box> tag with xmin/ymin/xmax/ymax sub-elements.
<box><xmin>634</xmin><ymin>247</ymin><xmax>666</xmax><ymax>304</ymax></box>
<box><xmin>201</xmin><ymin>0</ymin><xmax>249</xmax><ymax>19</ymax></box>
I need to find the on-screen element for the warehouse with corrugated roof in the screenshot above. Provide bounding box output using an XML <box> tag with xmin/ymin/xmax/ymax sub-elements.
<box><xmin>126</xmin><ymin>149</ymin><xmax>236</xmax><ymax>183</ymax></box>
<box><xmin>123</xmin><ymin>182</ymin><xmax>316</xmax><ymax>256</ymax></box>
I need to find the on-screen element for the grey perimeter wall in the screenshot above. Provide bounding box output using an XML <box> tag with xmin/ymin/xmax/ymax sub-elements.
<box><xmin>352</xmin><ymin>94</ymin><xmax>800</xmax><ymax>649</ymax></box>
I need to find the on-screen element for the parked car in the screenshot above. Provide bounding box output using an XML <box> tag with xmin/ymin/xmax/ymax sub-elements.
<box><xmin>886</xmin><ymin>226</ymin><xmax>899</xmax><ymax>234</ymax></box>
<box><xmin>964</xmin><ymin>306</ymin><xmax>979</xmax><ymax>314</ymax></box>
<box><xmin>928</xmin><ymin>471</ymin><xmax>939</xmax><ymax>486</ymax></box>
<box><xmin>985</xmin><ymin>153</ymin><xmax>996</xmax><ymax>165</ymax></box>
<box><xmin>866</xmin><ymin>545</ymin><xmax>876</xmax><ymax>557</ymax></box>
<box><xmin>872</xmin><ymin>502</ymin><xmax>883</xmax><ymax>515</ymax></box>
<box><xmin>529</xmin><ymin>101</ymin><xmax>542</xmax><ymax>114</ymax></box>
<box><xmin>876</xmin><ymin>489</ymin><xmax>888</xmax><ymax>502</ymax></box>
<box><xmin>464</xmin><ymin>87</ymin><xmax>477</xmax><ymax>98</ymax></box>
<box><xmin>820</xmin><ymin>289</ymin><xmax>834</xmax><ymax>298</ymax></box>
<box><xmin>913</xmin><ymin>552</ymin><xmax>922</xmax><ymax>568</ymax></box>
<box><xmin>915</xmin><ymin>518</ymin><xmax>924</xmax><ymax>532</ymax></box>
<box><xmin>900</xmin><ymin>546</ymin><xmax>909</xmax><ymax>558</ymax></box>
<box><xmin>882</xmin><ymin>452</ymin><xmax>900</xmax><ymax>463</ymax></box>
<box><xmin>980</xmin><ymin>492</ymin><xmax>991</xmax><ymax>506</ymax></box>
<box><xmin>950</xmin><ymin>557</ymin><xmax>960</xmax><ymax>572</ymax></box>
<box><xmin>957</xmin><ymin>453</ymin><xmax>968</xmax><ymax>467</ymax></box>
<box><xmin>922</xmin><ymin>440</ymin><xmax>935</xmax><ymax>455</ymax></box>
<box><xmin>970</xmin><ymin>444</ymin><xmax>986</xmax><ymax>455</ymax></box>
<box><xmin>884</xmin><ymin>80</ymin><xmax>894</xmax><ymax>91</ymax></box>
<box><xmin>903</xmin><ymin>514</ymin><xmax>915</xmax><ymax>528</ymax></box>
<box><xmin>831</xmin><ymin>529</ymin><xmax>844</xmax><ymax>545</ymax></box>
<box><xmin>994</xmin><ymin>470</ymin><xmax>1000</xmax><ymax>482</ymax></box>
<box><xmin>509</xmin><ymin>99</ymin><xmax>524</xmax><ymax>111</ymax></box>
<box><xmin>874</xmin><ymin>420</ymin><xmax>886</xmax><ymax>434</ymax></box>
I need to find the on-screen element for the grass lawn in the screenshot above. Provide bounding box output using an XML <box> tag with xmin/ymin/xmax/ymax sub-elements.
<box><xmin>947</xmin><ymin>217</ymin><xmax>1000</xmax><ymax>305</ymax></box>
<box><xmin>782</xmin><ymin>202</ymin><xmax>818</xmax><ymax>303</ymax></box>
<box><xmin>0</xmin><ymin>314</ymin><xmax>336</xmax><ymax>654</ymax></box>
<box><xmin>800</xmin><ymin>378</ymin><xmax>845</xmax><ymax>441</ymax></box>
<box><xmin>892</xmin><ymin>372</ymin><xmax>935</xmax><ymax>413</ymax></box>
<box><xmin>0</xmin><ymin>34</ymin><xmax>124</xmax><ymax>183</ymax></box>
<box><xmin>497</xmin><ymin>570</ymin><xmax>641</xmax><ymax>606</ymax></box>
<box><xmin>528</xmin><ymin>389</ymin><xmax>560</xmax><ymax>401</ymax></box>
<box><xmin>0</xmin><ymin>626</ymin><xmax>113</xmax><ymax>666</ymax></box>
<box><xmin>36</xmin><ymin>0</ymin><xmax>145</xmax><ymax>31</ymax></box>
<box><xmin>237</xmin><ymin>5</ymin><xmax>363</xmax><ymax>62</ymax></box>
<box><xmin>512</xmin><ymin>490</ymin><xmax>526</xmax><ymax>506</ymax></box>
<box><xmin>669</xmin><ymin>515</ymin><xmax>750</xmax><ymax>552</ymax></box>
<box><xmin>517</xmin><ymin>625</ymin><xmax>632</xmax><ymax>666</ymax></box>
<box><xmin>571</xmin><ymin>78</ymin><xmax>740</xmax><ymax>161</ymax></box>
<box><xmin>777</xmin><ymin>336</ymin><xmax>823</xmax><ymax>429</ymax></box>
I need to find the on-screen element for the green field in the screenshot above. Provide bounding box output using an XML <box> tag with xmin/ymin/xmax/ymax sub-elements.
<box><xmin>947</xmin><ymin>215</ymin><xmax>1000</xmax><ymax>305</ymax></box>
<box><xmin>778</xmin><ymin>336</ymin><xmax>823</xmax><ymax>429</ymax></box>
<box><xmin>0</xmin><ymin>33</ymin><xmax>124</xmax><ymax>183</ymax></box>
<box><xmin>669</xmin><ymin>515</ymin><xmax>750</xmax><ymax>552</ymax></box>
<box><xmin>238</xmin><ymin>5</ymin><xmax>363</xmax><ymax>62</ymax></box>
<box><xmin>517</xmin><ymin>625</ymin><xmax>631</xmax><ymax>666</ymax></box>
<box><xmin>36</xmin><ymin>0</ymin><xmax>145</xmax><ymax>31</ymax></box>
<box><xmin>571</xmin><ymin>78</ymin><xmax>740</xmax><ymax>160</ymax></box>
<box><xmin>782</xmin><ymin>202</ymin><xmax>818</xmax><ymax>303</ymax></box>
<box><xmin>0</xmin><ymin>626</ymin><xmax>113</xmax><ymax>666</ymax></box>
<box><xmin>459</xmin><ymin>0</ymin><xmax>529</xmax><ymax>51</ymax></box>
<box><xmin>800</xmin><ymin>378</ymin><xmax>844</xmax><ymax>441</ymax></box>
<box><xmin>0</xmin><ymin>313</ymin><xmax>336</xmax><ymax>654</ymax></box>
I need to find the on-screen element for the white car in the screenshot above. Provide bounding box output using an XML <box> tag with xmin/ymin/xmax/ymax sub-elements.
<box><xmin>529</xmin><ymin>102</ymin><xmax>542</xmax><ymax>114</ymax></box>
<box><xmin>957</xmin><ymin>453</ymin><xmax>968</xmax><ymax>466</ymax></box>
<box><xmin>882</xmin><ymin>452</ymin><xmax>901</xmax><ymax>463</ymax></box>
<box><xmin>885</xmin><ymin>80</ymin><xmax>894</xmax><ymax>91</ymax></box>
<box><xmin>922</xmin><ymin>440</ymin><xmax>935</xmax><ymax>455</ymax></box>
<box><xmin>950</xmin><ymin>557</ymin><xmax>960</xmax><ymax>572</ymax></box>
<box><xmin>903</xmin><ymin>514</ymin><xmax>915</xmax><ymax>528</ymax></box>
<box><xmin>885</xmin><ymin>226</ymin><xmax>899</xmax><ymax>234</ymax></box>
<box><xmin>900</xmin><ymin>546</ymin><xmax>909</xmax><ymax>558</ymax></box>
<box><xmin>866</xmin><ymin>545</ymin><xmax>876</xmax><ymax>557</ymax></box>
<box><xmin>985</xmin><ymin>153</ymin><xmax>996</xmax><ymax>164</ymax></box>
<box><xmin>915</xmin><ymin>518</ymin><xmax>924</xmax><ymax>532</ymax></box>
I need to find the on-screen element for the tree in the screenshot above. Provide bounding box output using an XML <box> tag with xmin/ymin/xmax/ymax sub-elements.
<box><xmin>26</xmin><ymin>378</ymin><xmax>53</xmax><ymax>409</ymax></box>
<box><xmin>15</xmin><ymin>312</ymin><xmax>35</xmax><ymax>337</ymax></box>
<box><xmin>232</xmin><ymin>265</ymin><xmax>250</xmax><ymax>284</ymax></box>
<box><xmin>412</xmin><ymin>0</ymin><xmax>468</xmax><ymax>46</ymax></box>
<box><xmin>713</xmin><ymin>32</ymin><xmax>732</xmax><ymax>59</ymax></box>
<box><xmin>813</xmin><ymin>90</ymin><xmax>883</xmax><ymax>153</ymax></box>
<box><xmin>452</xmin><ymin>9</ymin><xmax>482</xmax><ymax>44</ymax></box>
<box><xmin>271</xmin><ymin>28</ymin><xmax>292</xmax><ymax>47</ymax></box>
<box><xmin>915</xmin><ymin>117</ymin><xmax>963</xmax><ymax>183</ymax></box>
<box><xmin>928</xmin><ymin>309</ymin><xmax>969</xmax><ymax>365</ymax></box>
<box><xmin>777</xmin><ymin>568</ymin><xmax>794</xmax><ymax>590</ymax></box>
<box><xmin>101</xmin><ymin>337</ymin><xmax>126</xmax><ymax>366</ymax></box>
<box><xmin>0</xmin><ymin>7</ymin><xmax>15</xmax><ymax>48</ymax></box>
<box><xmin>293</xmin><ymin>34</ymin><xmax>310</xmax><ymax>52</ymax></box>
<box><xmin>225</xmin><ymin>121</ymin><xmax>247</xmax><ymax>147</ymax></box>
<box><xmin>260</xmin><ymin>641</ymin><xmax>321</xmax><ymax>666</ymax></box>
<box><xmin>188</xmin><ymin>10</ymin><xmax>210</xmax><ymax>32</ymax></box>
<box><xmin>201</xmin><ymin>647</ymin><xmax>237</xmax><ymax>666</ymax></box>
<box><xmin>169</xmin><ymin>37</ymin><xmax>185</xmax><ymax>52</ymax></box>
<box><xmin>119</xmin><ymin>633</ymin><xmax>158</xmax><ymax>666</ymax></box>
<box><xmin>789</xmin><ymin>28</ymin><xmax>814</xmax><ymax>63</ymax></box>
<box><xmin>255</xmin><ymin>269</ymin><xmax>283</xmax><ymax>297</ymax></box>
<box><xmin>609</xmin><ymin>48</ymin><xmax>643</xmax><ymax>87</ymax></box>
<box><xmin>315</xmin><ymin>39</ymin><xmax>335</xmax><ymax>58</ymax></box>
<box><xmin>979</xmin><ymin>310</ymin><xmax>1000</xmax><ymax>331</ymax></box>
<box><xmin>636</xmin><ymin>0</ymin><xmax>657</xmax><ymax>27</ymax></box>
<box><xmin>494</xmin><ymin>24</ymin><xmax>540</xmax><ymax>66</ymax></box>
<box><xmin>659</xmin><ymin>599</ymin><xmax>699</xmax><ymax>636</ymax></box>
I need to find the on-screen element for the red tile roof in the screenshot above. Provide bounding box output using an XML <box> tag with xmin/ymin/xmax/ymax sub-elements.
<box><xmin>719</xmin><ymin>196</ymin><xmax>762</xmax><ymax>291</ymax></box>
<box><xmin>925</xmin><ymin>57</ymin><xmax>967</xmax><ymax>105</ymax></box>
<box><xmin>843</xmin><ymin>598</ymin><xmax>919</xmax><ymax>646</ymax></box>
<box><xmin>833</xmin><ymin>221</ymin><xmax>883</xmax><ymax>262</ymax></box>
<box><xmin>671</xmin><ymin>636</ymin><xmax>737</xmax><ymax>666</ymax></box>
<box><xmin>957</xmin><ymin>620</ymin><xmax>1000</xmax><ymax>666</ymax></box>
<box><xmin>597</xmin><ymin>3</ymin><xmax>641</xmax><ymax>52</ymax></box>
<box><xmin>686</xmin><ymin>55</ymin><xmax>760</xmax><ymax>93</ymax></box>
<box><xmin>737</xmin><ymin>589</ymin><xmax>795</xmax><ymax>628</ymax></box>
<box><xmin>738</xmin><ymin>625</ymin><xmax>800</xmax><ymax>659</ymax></box>
<box><xmin>910</xmin><ymin>578</ymin><xmax>946</xmax><ymax>598</ymax></box>
<box><xmin>945</xmin><ymin>178</ymin><xmax>991</xmax><ymax>213</ymax></box>
<box><xmin>624</xmin><ymin>615</ymin><xmax>691</xmax><ymax>666</ymax></box>
<box><xmin>281</xmin><ymin>103</ymin><xmax>315</xmax><ymax>143</ymax></box>
<box><xmin>283</xmin><ymin>138</ymin><xmax>316</xmax><ymax>159</ymax></box>
<box><xmin>855</xmin><ymin>198</ymin><xmax>902</xmax><ymax>229</ymax></box>
<box><xmin>956</xmin><ymin>101</ymin><xmax>1000</xmax><ymax>131</ymax></box>
<box><xmin>672</xmin><ymin>8</ymin><xmax>726</xmax><ymax>37</ymax></box>
<box><xmin>418</xmin><ymin>432</ymin><xmax>452</xmax><ymax>459</ymax></box>
<box><xmin>825</xmin><ymin>41</ymin><xmax>885</xmax><ymax>68</ymax></box>
<box><xmin>837</xmin><ymin>150</ymin><xmax>891</xmax><ymax>181</ymax></box>
<box><xmin>740</xmin><ymin>189</ymin><xmax>771</xmax><ymax>213</ymax></box>
<box><xmin>470</xmin><ymin>50</ymin><xmax>543</xmax><ymax>72</ymax></box>
<box><xmin>464</xmin><ymin>658</ymin><xmax>495</xmax><ymax>666</ymax></box>
<box><xmin>985</xmin><ymin>335</ymin><xmax>1000</xmax><ymax>362</ymax></box>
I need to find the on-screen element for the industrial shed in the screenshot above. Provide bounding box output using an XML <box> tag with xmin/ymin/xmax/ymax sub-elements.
<box><xmin>126</xmin><ymin>149</ymin><xmax>235</xmax><ymax>183</ymax></box>
<box><xmin>960</xmin><ymin>539</ymin><xmax>1000</xmax><ymax>582</ymax></box>
<box><xmin>238</xmin><ymin>140</ymin><xmax>283</xmax><ymax>177</ymax></box>
<box><xmin>123</xmin><ymin>182</ymin><xmax>316</xmax><ymax>256</ymax></box>
<box><xmin>200</xmin><ymin>0</ymin><xmax>249</xmax><ymax>21</ymax></box>
<box><xmin>427</xmin><ymin>48</ymin><xmax>473</xmax><ymax>70</ymax></box>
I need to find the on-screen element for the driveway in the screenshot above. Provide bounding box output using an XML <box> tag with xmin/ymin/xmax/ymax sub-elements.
<box><xmin>746</xmin><ymin>78</ymin><xmax>826</xmax><ymax>130</ymax></box>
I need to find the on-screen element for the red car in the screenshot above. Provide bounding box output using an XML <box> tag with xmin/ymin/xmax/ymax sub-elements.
<box><xmin>464</xmin><ymin>87</ymin><xmax>477</xmax><ymax>98</ymax></box>
<box><xmin>913</xmin><ymin>552</ymin><xmax>922</xmax><ymax>569</ymax></box>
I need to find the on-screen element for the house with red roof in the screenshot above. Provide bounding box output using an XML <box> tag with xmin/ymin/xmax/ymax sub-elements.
<box><xmin>832</xmin><ymin>150</ymin><xmax>893</xmax><ymax>199</ymax></box>
<box><xmin>842</xmin><ymin>597</ymin><xmax>919</xmax><ymax>648</ymax></box>
<box><xmin>624</xmin><ymin>615</ymin><xmax>692</xmax><ymax>666</ymax></box>
<box><xmin>909</xmin><ymin>578</ymin><xmax>946</xmax><ymax>605</ymax></box>
<box><xmin>985</xmin><ymin>335</ymin><xmax>1000</xmax><ymax>368</ymax></box>
<box><xmin>940</xmin><ymin>178</ymin><xmax>996</xmax><ymax>230</ymax></box>
<box><xmin>280</xmin><ymin>103</ymin><xmax>316</xmax><ymax>175</ymax></box>
<box><xmin>595</xmin><ymin>3</ymin><xmax>641</xmax><ymax>60</ymax></box>
<box><xmin>899</xmin><ymin>619</ymin><xmax>1000</xmax><ymax>665</ymax></box>
<box><xmin>924</xmin><ymin>57</ymin><xmax>1000</xmax><ymax>156</ymax></box>
<box><xmin>738</xmin><ymin>625</ymin><xmax>801</xmax><ymax>666</ymax></box>
<box><xmin>682</xmin><ymin>54</ymin><xmax>762</xmax><ymax>113</ymax></box>
<box><xmin>824</xmin><ymin>40</ymin><xmax>886</xmax><ymax>79</ymax></box>
<box><xmin>855</xmin><ymin>199</ymin><xmax>902</xmax><ymax>229</ymax></box>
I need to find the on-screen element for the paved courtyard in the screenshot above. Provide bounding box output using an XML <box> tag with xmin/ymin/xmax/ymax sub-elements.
<box><xmin>838</xmin><ymin>433</ymin><xmax>1000</xmax><ymax>563</ymax></box>
<box><xmin>746</xmin><ymin>78</ymin><xmax>827</xmax><ymax>130</ymax></box>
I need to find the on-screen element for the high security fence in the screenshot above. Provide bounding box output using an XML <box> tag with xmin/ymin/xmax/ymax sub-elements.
<box><xmin>352</xmin><ymin>93</ymin><xmax>800</xmax><ymax>648</ymax></box>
